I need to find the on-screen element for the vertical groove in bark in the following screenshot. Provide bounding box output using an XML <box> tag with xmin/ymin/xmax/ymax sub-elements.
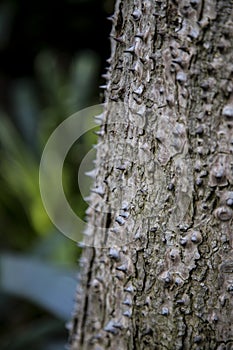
<box><xmin>69</xmin><ymin>1</ymin><xmax>233</xmax><ymax>349</ymax></box>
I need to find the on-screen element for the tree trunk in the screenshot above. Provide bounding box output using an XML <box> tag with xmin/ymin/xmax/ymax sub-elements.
<box><xmin>69</xmin><ymin>1</ymin><xmax>233</xmax><ymax>349</ymax></box>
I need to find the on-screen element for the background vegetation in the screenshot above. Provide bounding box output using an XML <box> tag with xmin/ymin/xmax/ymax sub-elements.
<box><xmin>0</xmin><ymin>0</ymin><xmax>113</xmax><ymax>348</ymax></box>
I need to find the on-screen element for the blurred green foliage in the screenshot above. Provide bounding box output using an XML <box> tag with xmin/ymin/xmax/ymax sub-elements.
<box><xmin>0</xmin><ymin>0</ymin><xmax>114</xmax><ymax>348</ymax></box>
<box><xmin>0</xmin><ymin>49</ymin><xmax>99</xmax><ymax>249</ymax></box>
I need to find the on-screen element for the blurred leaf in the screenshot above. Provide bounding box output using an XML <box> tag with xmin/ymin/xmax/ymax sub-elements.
<box><xmin>0</xmin><ymin>114</ymin><xmax>52</xmax><ymax>234</ymax></box>
<box><xmin>11</xmin><ymin>79</ymin><xmax>40</xmax><ymax>149</ymax></box>
<box><xmin>69</xmin><ymin>50</ymin><xmax>100</xmax><ymax>111</ymax></box>
<box><xmin>31</xmin><ymin>231</ymin><xmax>79</xmax><ymax>268</ymax></box>
<box><xmin>0</xmin><ymin>253</ymin><xmax>77</xmax><ymax>320</ymax></box>
<box><xmin>35</xmin><ymin>50</ymin><xmax>69</xmax><ymax>124</ymax></box>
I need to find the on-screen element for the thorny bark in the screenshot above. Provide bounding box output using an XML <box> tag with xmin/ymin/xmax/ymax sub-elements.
<box><xmin>69</xmin><ymin>1</ymin><xmax>233</xmax><ymax>349</ymax></box>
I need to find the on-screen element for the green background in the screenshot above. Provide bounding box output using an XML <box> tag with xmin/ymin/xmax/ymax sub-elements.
<box><xmin>0</xmin><ymin>0</ymin><xmax>114</xmax><ymax>349</ymax></box>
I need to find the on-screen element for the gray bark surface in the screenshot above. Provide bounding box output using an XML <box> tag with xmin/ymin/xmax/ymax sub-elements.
<box><xmin>69</xmin><ymin>1</ymin><xmax>233</xmax><ymax>349</ymax></box>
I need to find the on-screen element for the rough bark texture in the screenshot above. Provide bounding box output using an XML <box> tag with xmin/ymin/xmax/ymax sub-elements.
<box><xmin>69</xmin><ymin>1</ymin><xmax>233</xmax><ymax>349</ymax></box>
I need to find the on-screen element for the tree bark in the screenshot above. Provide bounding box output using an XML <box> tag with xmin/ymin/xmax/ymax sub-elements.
<box><xmin>69</xmin><ymin>1</ymin><xmax>233</xmax><ymax>349</ymax></box>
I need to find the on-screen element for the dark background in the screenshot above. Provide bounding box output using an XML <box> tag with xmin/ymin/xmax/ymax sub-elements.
<box><xmin>0</xmin><ymin>0</ymin><xmax>114</xmax><ymax>349</ymax></box>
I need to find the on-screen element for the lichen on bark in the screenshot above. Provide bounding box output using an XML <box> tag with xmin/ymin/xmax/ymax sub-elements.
<box><xmin>69</xmin><ymin>1</ymin><xmax>233</xmax><ymax>349</ymax></box>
